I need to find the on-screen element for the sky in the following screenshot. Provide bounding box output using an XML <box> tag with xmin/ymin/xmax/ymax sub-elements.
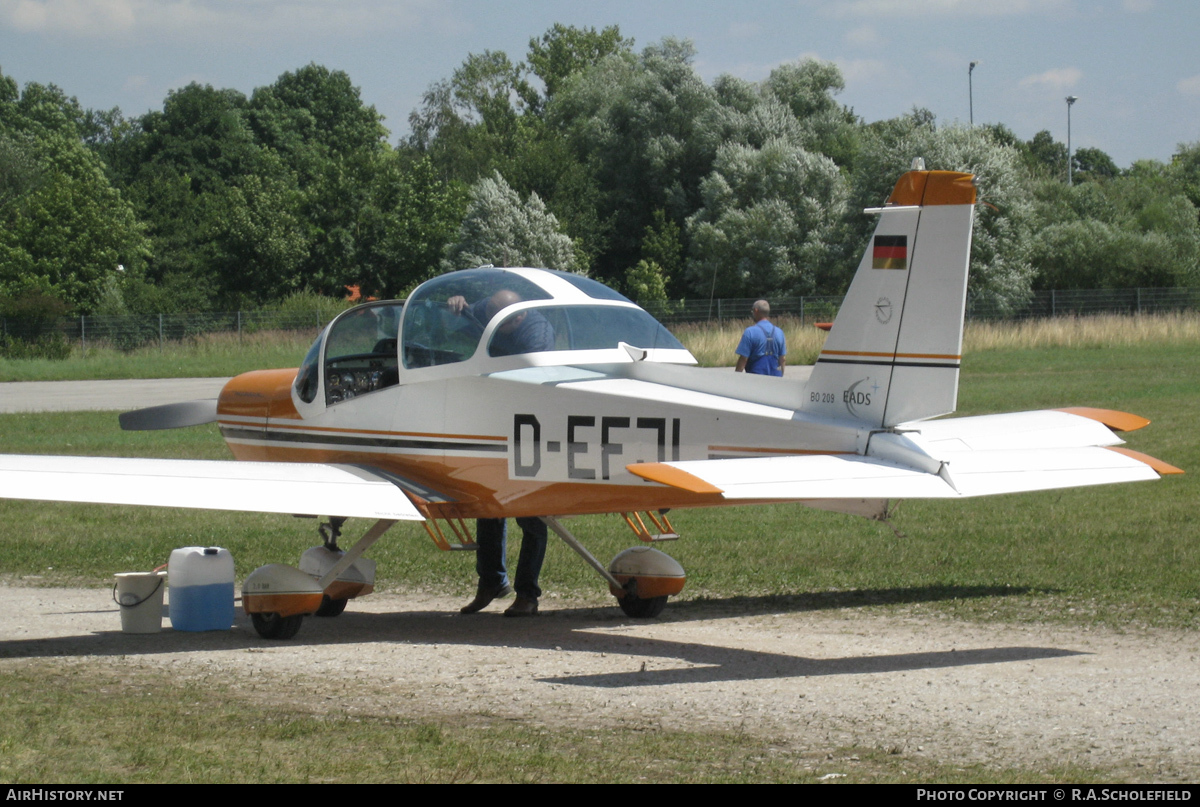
<box><xmin>1</xmin><ymin>0</ymin><xmax>1198</xmax><ymax>168</ymax></box>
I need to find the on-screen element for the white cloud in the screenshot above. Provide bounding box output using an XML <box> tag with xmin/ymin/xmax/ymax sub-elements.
<box><xmin>836</xmin><ymin>57</ymin><xmax>889</xmax><ymax>85</ymax></box>
<box><xmin>1018</xmin><ymin>67</ymin><xmax>1082</xmax><ymax>90</ymax></box>
<box><xmin>1177</xmin><ymin>74</ymin><xmax>1200</xmax><ymax>97</ymax></box>
<box><xmin>121</xmin><ymin>74</ymin><xmax>148</xmax><ymax>93</ymax></box>
<box><xmin>830</xmin><ymin>0</ymin><xmax>1068</xmax><ymax>16</ymax></box>
<box><xmin>727</xmin><ymin>22</ymin><xmax>761</xmax><ymax>39</ymax></box>
<box><xmin>843</xmin><ymin>24</ymin><xmax>882</xmax><ymax>47</ymax></box>
<box><xmin>3</xmin><ymin>0</ymin><xmax>137</xmax><ymax>35</ymax></box>
<box><xmin>0</xmin><ymin>0</ymin><xmax>439</xmax><ymax>40</ymax></box>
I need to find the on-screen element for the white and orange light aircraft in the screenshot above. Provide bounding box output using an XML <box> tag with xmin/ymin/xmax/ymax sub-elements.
<box><xmin>0</xmin><ymin>165</ymin><xmax>1182</xmax><ymax>639</ymax></box>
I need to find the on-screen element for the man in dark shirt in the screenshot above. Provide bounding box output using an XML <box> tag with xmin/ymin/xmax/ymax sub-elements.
<box><xmin>448</xmin><ymin>289</ymin><xmax>555</xmax><ymax>356</ymax></box>
<box><xmin>448</xmin><ymin>289</ymin><xmax>553</xmax><ymax>617</ymax></box>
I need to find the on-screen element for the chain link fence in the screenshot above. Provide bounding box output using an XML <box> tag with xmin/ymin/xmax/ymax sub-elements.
<box><xmin>2</xmin><ymin>287</ymin><xmax>1198</xmax><ymax>351</ymax></box>
<box><xmin>1</xmin><ymin>309</ymin><xmax>336</xmax><ymax>351</ymax></box>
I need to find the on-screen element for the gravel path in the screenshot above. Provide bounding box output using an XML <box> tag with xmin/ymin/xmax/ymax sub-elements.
<box><xmin>3</xmin><ymin>585</ymin><xmax>1197</xmax><ymax>780</ymax></box>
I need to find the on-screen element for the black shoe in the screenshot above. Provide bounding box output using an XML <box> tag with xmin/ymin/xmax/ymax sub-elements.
<box><xmin>460</xmin><ymin>583</ymin><xmax>512</xmax><ymax>614</ymax></box>
<box><xmin>504</xmin><ymin>595</ymin><xmax>539</xmax><ymax>617</ymax></box>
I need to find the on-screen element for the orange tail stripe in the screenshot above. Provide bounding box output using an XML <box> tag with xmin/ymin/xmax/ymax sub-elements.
<box><xmin>1057</xmin><ymin>407</ymin><xmax>1151</xmax><ymax>432</ymax></box>
<box><xmin>1106</xmin><ymin>447</ymin><xmax>1183</xmax><ymax>475</ymax></box>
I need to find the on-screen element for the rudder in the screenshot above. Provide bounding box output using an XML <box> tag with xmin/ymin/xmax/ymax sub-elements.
<box><xmin>802</xmin><ymin>168</ymin><xmax>976</xmax><ymax>427</ymax></box>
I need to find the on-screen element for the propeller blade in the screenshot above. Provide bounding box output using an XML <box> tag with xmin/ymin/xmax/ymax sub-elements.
<box><xmin>119</xmin><ymin>399</ymin><xmax>219</xmax><ymax>431</ymax></box>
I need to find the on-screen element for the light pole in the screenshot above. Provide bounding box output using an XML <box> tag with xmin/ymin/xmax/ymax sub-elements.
<box><xmin>969</xmin><ymin>61</ymin><xmax>980</xmax><ymax>126</ymax></box>
<box><xmin>1066</xmin><ymin>95</ymin><xmax>1078</xmax><ymax>185</ymax></box>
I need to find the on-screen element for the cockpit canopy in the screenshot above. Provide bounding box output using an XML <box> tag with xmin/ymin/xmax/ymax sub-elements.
<box><xmin>295</xmin><ymin>268</ymin><xmax>694</xmax><ymax>407</ymax></box>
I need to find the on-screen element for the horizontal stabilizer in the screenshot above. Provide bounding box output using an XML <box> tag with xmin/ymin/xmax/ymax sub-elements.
<box><xmin>0</xmin><ymin>455</ymin><xmax>423</xmax><ymax>521</ymax></box>
<box><xmin>629</xmin><ymin>444</ymin><xmax>1168</xmax><ymax>501</ymax></box>
<box><xmin>119</xmin><ymin>400</ymin><xmax>218</xmax><ymax>430</ymax></box>
<box><xmin>910</xmin><ymin>409</ymin><xmax>1130</xmax><ymax>452</ymax></box>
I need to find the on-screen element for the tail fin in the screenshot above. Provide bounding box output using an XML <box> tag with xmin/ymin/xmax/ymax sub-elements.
<box><xmin>802</xmin><ymin>168</ymin><xmax>976</xmax><ymax>427</ymax></box>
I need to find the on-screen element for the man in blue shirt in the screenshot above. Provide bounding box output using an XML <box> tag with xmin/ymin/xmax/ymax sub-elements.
<box><xmin>734</xmin><ymin>300</ymin><xmax>786</xmax><ymax>377</ymax></box>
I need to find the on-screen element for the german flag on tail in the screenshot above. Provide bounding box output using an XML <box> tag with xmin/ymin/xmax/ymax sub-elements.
<box><xmin>872</xmin><ymin>235</ymin><xmax>907</xmax><ymax>270</ymax></box>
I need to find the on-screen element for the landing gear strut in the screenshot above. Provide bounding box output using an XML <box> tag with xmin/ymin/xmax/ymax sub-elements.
<box><xmin>540</xmin><ymin>516</ymin><xmax>686</xmax><ymax>619</ymax></box>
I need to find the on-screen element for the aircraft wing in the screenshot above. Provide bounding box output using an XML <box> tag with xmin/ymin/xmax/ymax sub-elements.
<box><xmin>0</xmin><ymin>455</ymin><xmax>424</xmax><ymax>521</ymax></box>
<box><xmin>628</xmin><ymin>408</ymin><xmax>1180</xmax><ymax>501</ymax></box>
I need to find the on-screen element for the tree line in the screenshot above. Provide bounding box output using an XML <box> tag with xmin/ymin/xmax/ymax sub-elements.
<box><xmin>2</xmin><ymin>23</ymin><xmax>1199</xmax><ymax>328</ymax></box>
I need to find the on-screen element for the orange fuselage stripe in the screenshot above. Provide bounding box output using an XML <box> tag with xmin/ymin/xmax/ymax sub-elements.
<box><xmin>222</xmin><ymin>441</ymin><xmax>729</xmax><ymax>518</ymax></box>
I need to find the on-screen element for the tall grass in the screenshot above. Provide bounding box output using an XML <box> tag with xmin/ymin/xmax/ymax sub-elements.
<box><xmin>0</xmin><ymin>328</ymin><xmax>317</xmax><ymax>381</ymax></box>
<box><xmin>963</xmin><ymin>311</ymin><xmax>1200</xmax><ymax>351</ymax></box>
<box><xmin>2</xmin><ymin>311</ymin><xmax>1198</xmax><ymax>381</ymax></box>
<box><xmin>674</xmin><ymin>315</ymin><xmax>828</xmax><ymax>367</ymax></box>
<box><xmin>675</xmin><ymin>311</ymin><xmax>1200</xmax><ymax>368</ymax></box>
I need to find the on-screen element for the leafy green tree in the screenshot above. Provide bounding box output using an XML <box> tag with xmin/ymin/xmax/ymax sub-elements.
<box><xmin>116</xmin><ymin>82</ymin><xmax>302</xmax><ymax>307</ymax></box>
<box><xmin>550</xmin><ymin>39</ymin><xmax>721</xmax><ymax>284</ymax></box>
<box><xmin>250</xmin><ymin>64</ymin><xmax>388</xmax><ymax>164</ymax></box>
<box><xmin>0</xmin><ymin>133</ymin><xmax>44</xmax><ymax>211</ymax></box>
<box><xmin>686</xmin><ymin>139</ymin><xmax>846</xmax><ymax>298</ymax></box>
<box><xmin>639</xmin><ymin>209</ymin><xmax>685</xmax><ymax>295</ymax></box>
<box><xmin>527</xmin><ymin>24</ymin><xmax>634</xmax><ymax>108</ymax></box>
<box><xmin>247</xmin><ymin>66</ymin><xmax>395</xmax><ymax>296</ymax></box>
<box><xmin>442</xmin><ymin>172</ymin><xmax>576</xmax><ymax>271</ymax></box>
<box><xmin>0</xmin><ymin>70</ymin><xmax>148</xmax><ymax>312</ymax></box>
<box><xmin>409</xmin><ymin>49</ymin><xmax>536</xmax><ymax>184</ymax></box>
<box><xmin>1167</xmin><ymin>141</ymin><xmax>1200</xmax><ymax>212</ymax></box>
<box><xmin>1025</xmin><ymin>129</ymin><xmax>1067</xmax><ymax>180</ymax></box>
<box><xmin>354</xmin><ymin>154</ymin><xmax>468</xmax><ymax>296</ymax></box>
<box><xmin>840</xmin><ymin>116</ymin><xmax>1036</xmax><ymax>312</ymax></box>
<box><xmin>1030</xmin><ymin>172</ymin><xmax>1200</xmax><ymax>289</ymax></box>
<box><xmin>761</xmin><ymin>60</ymin><xmax>859</xmax><ymax>166</ymax></box>
<box><xmin>624</xmin><ymin>259</ymin><xmax>669</xmax><ymax>304</ymax></box>
<box><xmin>1073</xmin><ymin>146</ymin><xmax>1118</xmax><ymax>181</ymax></box>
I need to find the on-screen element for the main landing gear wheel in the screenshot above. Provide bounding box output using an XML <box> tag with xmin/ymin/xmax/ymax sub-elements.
<box><xmin>314</xmin><ymin>595</ymin><xmax>348</xmax><ymax>618</ymax></box>
<box><xmin>250</xmin><ymin>611</ymin><xmax>304</xmax><ymax>640</ymax></box>
<box><xmin>606</xmin><ymin>546</ymin><xmax>686</xmax><ymax>619</ymax></box>
<box><xmin>618</xmin><ymin>593</ymin><xmax>668</xmax><ymax>619</ymax></box>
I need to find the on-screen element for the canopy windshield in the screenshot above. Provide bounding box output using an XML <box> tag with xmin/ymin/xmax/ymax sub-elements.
<box><xmin>401</xmin><ymin>269</ymin><xmax>553</xmax><ymax>369</ymax></box>
<box><xmin>400</xmin><ymin>268</ymin><xmax>685</xmax><ymax>370</ymax></box>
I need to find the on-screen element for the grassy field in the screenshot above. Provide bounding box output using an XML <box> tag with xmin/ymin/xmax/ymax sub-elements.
<box><xmin>0</xmin><ymin>319</ymin><xmax>1196</xmax><ymax>783</ymax></box>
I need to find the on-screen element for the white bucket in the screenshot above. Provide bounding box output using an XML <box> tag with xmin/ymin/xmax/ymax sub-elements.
<box><xmin>113</xmin><ymin>571</ymin><xmax>167</xmax><ymax>634</ymax></box>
